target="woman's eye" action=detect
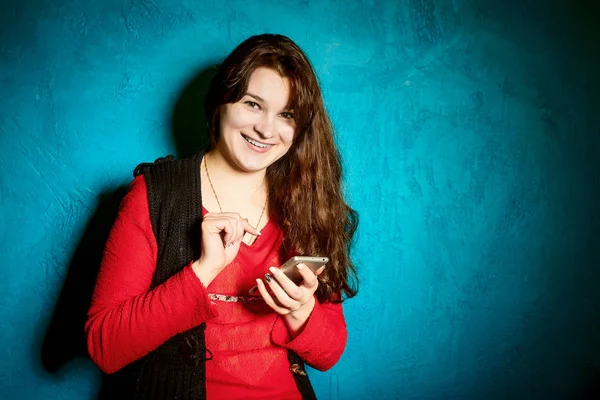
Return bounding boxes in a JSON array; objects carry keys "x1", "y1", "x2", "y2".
[
  {"x1": 280, "y1": 112, "x2": 294, "y2": 120},
  {"x1": 245, "y1": 101, "x2": 260, "y2": 110}
]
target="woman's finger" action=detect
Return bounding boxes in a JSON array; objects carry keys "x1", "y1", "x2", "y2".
[
  {"x1": 255, "y1": 279, "x2": 288, "y2": 314},
  {"x1": 241, "y1": 218, "x2": 261, "y2": 236},
  {"x1": 203, "y1": 215, "x2": 237, "y2": 246},
  {"x1": 295, "y1": 264, "x2": 320, "y2": 290},
  {"x1": 265, "y1": 272, "x2": 299, "y2": 308},
  {"x1": 268, "y1": 266, "x2": 314, "y2": 302},
  {"x1": 227, "y1": 214, "x2": 249, "y2": 244},
  {"x1": 235, "y1": 216, "x2": 246, "y2": 242},
  {"x1": 215, "y1": 212, "x2": 261, "y2": 238}
]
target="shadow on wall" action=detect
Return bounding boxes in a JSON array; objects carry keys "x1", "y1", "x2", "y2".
[
  {"x1": 39, "y1": 65, "x2": 218, "y2": 380},
  {"x1": 578, "y1": 365, "x2": 600, "y2": 399},
  {"x1": 40, "y1": 185, "x2": 129, "y2": 372},
  {"x1": 172, "y1": 65, "x2": 219, "y2": 158}
]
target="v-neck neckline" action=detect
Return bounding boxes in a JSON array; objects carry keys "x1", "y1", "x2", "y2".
[{"x1": 198, "y1": 154, "x2": 272, "y2": 249}]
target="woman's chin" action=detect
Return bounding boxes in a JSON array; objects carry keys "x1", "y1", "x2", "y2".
[
  {"x1": 233, "y1": 156, "x2": 269, "y2": 173},
  {"x1": 231, "y1": 148, "x2": 275, "y2": 172}
]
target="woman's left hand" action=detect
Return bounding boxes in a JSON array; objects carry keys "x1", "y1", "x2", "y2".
[{"x1": 256, "y1": 264, "x2": 325, "y2": 335}]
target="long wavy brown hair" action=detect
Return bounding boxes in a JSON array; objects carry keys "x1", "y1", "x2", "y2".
[{"x1": 205, "y1": 34, "x2": 358, "y2": 302}]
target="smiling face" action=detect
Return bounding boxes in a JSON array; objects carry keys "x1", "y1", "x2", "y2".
[{"x1": 216, "y1": 67, "x2": 297, "y2": 173}]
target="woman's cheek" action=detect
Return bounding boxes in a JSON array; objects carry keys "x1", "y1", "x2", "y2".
[
  {"x1": 277, "y1": 121, "x2": 296, "y2": 143},
  {"x1": 224, "y1": 104, "x2": 257, "y2": 128}
]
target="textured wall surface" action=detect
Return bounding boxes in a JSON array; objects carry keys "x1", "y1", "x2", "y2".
[{"x1": 1, "y1": 0, "x2": 599, "y2": 399}]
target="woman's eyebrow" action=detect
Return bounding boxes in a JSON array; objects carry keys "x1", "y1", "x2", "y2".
[
  {"x1": 244, "y1": 92, "x2": 265, "y2": 103},
  {"x1": 244, "y1": 92, "x2": 292, "y2": 112}
]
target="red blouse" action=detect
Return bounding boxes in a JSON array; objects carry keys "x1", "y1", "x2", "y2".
[{"x1": 85, "y1": 175, "x2": 347, "y2": 400}]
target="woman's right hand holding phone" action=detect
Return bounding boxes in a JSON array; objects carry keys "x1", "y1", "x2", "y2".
[{"x1": 192, "y1": 212, "x2": 261, "y2": 286}]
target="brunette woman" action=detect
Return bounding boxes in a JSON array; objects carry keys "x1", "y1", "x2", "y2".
[{"x1": 86, "y1": 33, "x2": 358, "y2": 400}]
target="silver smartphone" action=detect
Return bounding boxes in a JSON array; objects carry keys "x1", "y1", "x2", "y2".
[
  {"x1": 279, "y1": 256, "x2": 329, "y2": 285},
  {"x1": 249, "y1": 255, "x2": 329, "y2": 295}
]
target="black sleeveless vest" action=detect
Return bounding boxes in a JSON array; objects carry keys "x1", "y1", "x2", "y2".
[{"x1": 98, "y1": 153, "x2": 316, "y2": 400}]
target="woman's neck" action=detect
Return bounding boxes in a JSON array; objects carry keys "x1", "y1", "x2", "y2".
[
  {"x1": 201, "y1": 149, "x2": 269, "y2": 242},
  {"x1": 204, "y1": 149, "x2": 267, "y2": 195}
]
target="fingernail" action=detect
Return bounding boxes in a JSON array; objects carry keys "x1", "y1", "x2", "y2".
[
  {"x1": 296, "y1": 263, "x2": 304, "y2": 270},
  {"x1": 256, "y1": 278, "x2": 262, "y2": 285},
  {"x1": 269, "y1": 266, "x2": 277, "y2": 274},
  {"x1": 264, "y1": 273, "x2": 272, "y2": 283}
]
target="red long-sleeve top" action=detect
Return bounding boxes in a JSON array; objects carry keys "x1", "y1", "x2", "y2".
[{"x1": 85, "y1": 175, "x2": 347, "y2": 400}]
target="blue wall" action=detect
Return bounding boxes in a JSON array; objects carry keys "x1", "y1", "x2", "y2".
[{"x1": 1, "y1": 0, "x2": 599, "y2": 399}]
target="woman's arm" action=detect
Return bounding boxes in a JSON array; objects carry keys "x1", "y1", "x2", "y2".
[
  {"x1": 85, "y1": 176, "x2": 216, "y2": 374},
  {"x1": 271, "y1": 299, "x2": 347, "y2": 371},
  {"x1": 257, "y1": 262, "x2": 348, "y2": 370}
]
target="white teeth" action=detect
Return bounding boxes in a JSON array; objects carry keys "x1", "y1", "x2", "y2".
[{"x1": 243, "y1": 135, "x2": 271, "y2": 148}]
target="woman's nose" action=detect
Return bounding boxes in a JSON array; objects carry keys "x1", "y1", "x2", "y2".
[{"x1": 254, "y1": 115, "x2": 275, "y2": 139}]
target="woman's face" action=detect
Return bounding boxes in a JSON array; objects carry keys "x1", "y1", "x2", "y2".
[{"x1": 217, "y1": 67, "x2": 297, "y2": 173}]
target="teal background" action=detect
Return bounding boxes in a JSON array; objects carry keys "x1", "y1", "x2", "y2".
[{"x1": 1, "y1": 0, "x2": 599, "y2": 399}]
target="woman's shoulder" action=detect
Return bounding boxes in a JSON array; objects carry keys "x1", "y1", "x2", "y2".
[
  {"x1": 131, "y1": 153, "x2": 202, "y2": 205},
  {"x1": 129, "y1": 173, "x2": 148, "y2": 195},
  {"x1": 118, "y1": 174, "x2": 150, "y2": 223},
  {"x1": 133, "y1": 153, "x2": 202, "y2": 179}
]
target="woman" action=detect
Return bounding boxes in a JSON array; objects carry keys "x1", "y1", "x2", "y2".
[{"x1": 86, "y1": 34, "x2": 358, "y2": 400}]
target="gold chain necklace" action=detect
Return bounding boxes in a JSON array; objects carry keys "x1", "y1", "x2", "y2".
[{"x1": 203, "y1": 156, "x2": 267, "y2": 231}]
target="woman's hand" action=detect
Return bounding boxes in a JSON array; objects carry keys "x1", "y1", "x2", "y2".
[
  {"x1": 256, "y1": 264, "x2": 326, "y2": 336},
  {"x1": 192, "y1": 212, "x2": 261, "y2": 286}
]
